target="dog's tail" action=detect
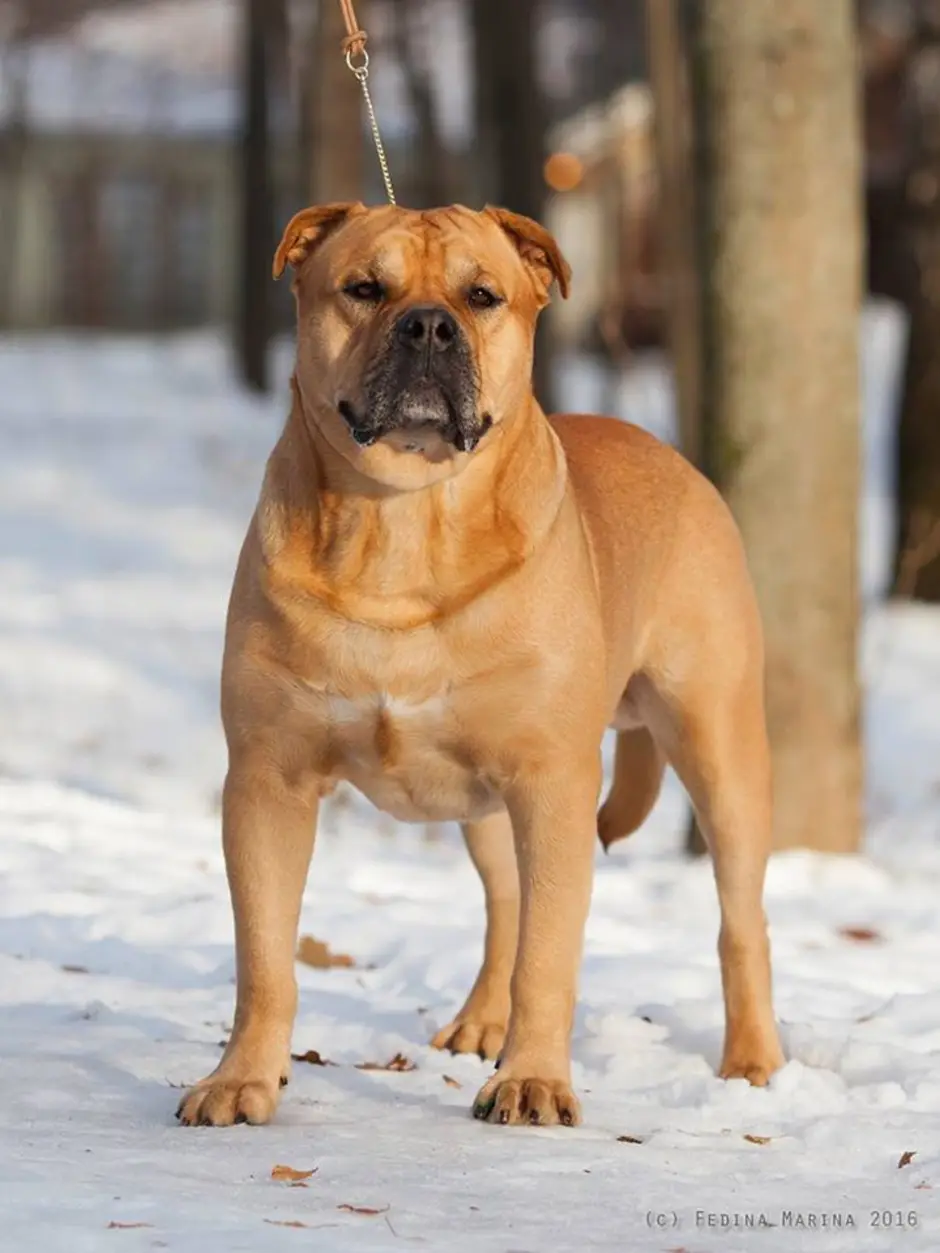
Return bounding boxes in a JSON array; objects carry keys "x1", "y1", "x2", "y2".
[{"x1": 597, "y1": 728, "x2": 665, "y2": 851}]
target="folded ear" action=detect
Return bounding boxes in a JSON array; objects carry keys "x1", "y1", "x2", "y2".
[
  {"x1": 272, "y1": 202, "x2": 364, "y2": 279},
  {"x1": 484, "y1": 205, "x2": 572, "y2": 303}
]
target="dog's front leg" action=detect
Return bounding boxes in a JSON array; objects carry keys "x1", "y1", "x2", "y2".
[
  {"x1": 473, "y1": 757, "x2": 600, "y2": 1127},
  {"x1": 177, "y1": 755, "x2": 318, "y2": 1126}
]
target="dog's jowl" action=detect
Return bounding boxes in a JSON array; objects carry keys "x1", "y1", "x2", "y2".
[{"x1": 176, "y1": 203, "x2": 785, "y2": 1130}]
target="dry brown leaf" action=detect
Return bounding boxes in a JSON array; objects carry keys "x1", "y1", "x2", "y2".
[
  {"x1": 443, "y1": 1074, "x2": 462, "y2": 1089},
  {"x1": 744, "y1": 1134, "x2": 771, "y2": 1145},
  {"x1": 62, "y1": 964, "x2": 89, "y2": 974},
  {"x1": 616, "y1": 1134, "x2": 644, "y2": 1144},
  {"x1": 839, "y1": 926, "x2": 882, "y2": 943},
  {"x1": 914, "y1": 1182, "x2": 932, "y2": 1190},
  {"x1": 271, "y1": 1164, "x2": 318, "y2": 1182},
  {"x1": 106, "y1": 1222, "x2": 153, "y2": 1229},
  {"x1": 898, "y1": 1150, "x2": 917, "y2": 1169},
  {"x1": 296, "y1": 935, "x2": 355, "y2": 969},
  {"x1": 337, "y1": 1204, "x2": 390, "y2": 1216},
  {"x1": 264, "y1": 1219, "x2": 309, "y2": 1228},
  {"x1": 291, "y1": 1049, "x2": 337, "y2": 1067},
  {"x1": 356, "y1": 1052, "x2": 416, "y2": 1072}
]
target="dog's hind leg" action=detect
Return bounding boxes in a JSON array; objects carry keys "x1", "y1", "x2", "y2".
[
  {"x1": 651, "y1": 666, "x2": 785, "y2": 1086},
  {"x1": 431, "y1": 810, "x2": 519, "y2": 1061},
  {"x1": 597, "y1": 727, "x2": 665, "y2": 850}
]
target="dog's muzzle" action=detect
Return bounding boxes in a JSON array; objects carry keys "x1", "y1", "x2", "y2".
[{"x1": 340, "y1": 304, "x2": 490, "y2": 453}]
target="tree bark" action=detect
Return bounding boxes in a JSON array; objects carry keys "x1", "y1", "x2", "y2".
[
  {"x1": 893, "y1": 7, "x2": 940, "y2": 601},
  {"x1": 690, "y1": 0, "x2": 863, "y2": 852},
  {"x1": 471, "y1": 0, "x2": 556, "y2": 411}
]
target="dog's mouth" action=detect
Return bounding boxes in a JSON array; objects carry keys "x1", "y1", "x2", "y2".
[{"x1": 338, "y1": 385, "x2": 492, "y2": 454}]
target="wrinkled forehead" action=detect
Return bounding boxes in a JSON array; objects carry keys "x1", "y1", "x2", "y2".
[{"x1": 324, "y1": 206, "x2": 525, "y2": 293}]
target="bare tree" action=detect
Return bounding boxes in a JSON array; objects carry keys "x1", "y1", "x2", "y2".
[
  {"x1": 389, "y1": 0, "x2": 450, "y2": 206},
  {"x1": 690, "y1": 0, "x2": 863, "y2": 852},
  {"x1": 645, "y1": 0, "x2": 700, "y2": 463},
  {"x1": 304, "y1": 0, "x2": 365, "y2": 202},
  {"x1": 238, "y1": 0, "x2": 274, "y2": 391},
  {"x1": 471, "y1": 0, "x2": 555, "y2": 408},
  {"x1": 0, "y1": 3, "x2": 27, "y2": 330},
  {"x1": 893, "y1": 2, "x2": 940, "y2": 600}
]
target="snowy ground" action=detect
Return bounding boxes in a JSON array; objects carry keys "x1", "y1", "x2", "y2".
[{"x1": 1, "y1": 327, "x2": 939, "y2": 1251}]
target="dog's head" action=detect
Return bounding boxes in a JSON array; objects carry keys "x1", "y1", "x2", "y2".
[{"x1": 274, "y1": 203, "x2": 570, "y2": 486}]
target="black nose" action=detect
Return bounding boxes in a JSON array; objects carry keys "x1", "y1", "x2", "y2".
[{"x1": 395, "y1": 305, "x2": 458, "y2": 353}]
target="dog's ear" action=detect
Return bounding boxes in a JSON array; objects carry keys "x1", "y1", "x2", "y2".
[
  {"x1": 484, "y1": 205, "x2": 571, "y2": 303},
  {"x1": 272, "y1": 203, "x2": 364, "y2": 279}
]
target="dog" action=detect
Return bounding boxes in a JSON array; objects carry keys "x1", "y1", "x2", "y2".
[{"x1": 176, "y1": 202, "x2": 785, "y2": 1129}]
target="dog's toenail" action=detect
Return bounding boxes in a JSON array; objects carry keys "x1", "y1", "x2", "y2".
[
  {"x1": 529, "y1": 1109, "x2": 541, "y2": 1125},
  {"x1": 498, "y1": 1108, "x2": 510, "y2": 1124},
  {"x1": 234, "y1": 1111, "x2": 248, "y2": 1124}
]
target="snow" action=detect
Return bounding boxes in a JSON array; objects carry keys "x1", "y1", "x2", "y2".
[{"x1": 1, "y1": 328, "x2": 939, "y2": 1250}]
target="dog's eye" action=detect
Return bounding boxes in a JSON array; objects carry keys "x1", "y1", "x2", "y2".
[
  {"x1": 467, "y1": 285, "x2": 502, "y2": 311},
  {"x1": 343, "y1": 279, "x2": 384, "y2": 302}
]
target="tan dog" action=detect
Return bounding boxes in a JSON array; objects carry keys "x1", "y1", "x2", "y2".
[{"x1": 177, "y1": 203, "x2": 785, "y2": 1129}]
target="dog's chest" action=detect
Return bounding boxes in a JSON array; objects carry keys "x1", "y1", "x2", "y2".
[{"x1": 300, "y1": 683, "x2": 496, "y2": 823}]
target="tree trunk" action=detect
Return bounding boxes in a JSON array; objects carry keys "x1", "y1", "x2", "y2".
[
  {"x1": 893, "y1": 8, "x2": 940, "y2": 601},
  {"x1": 646, "y1": 0, "x2": 701, "y2": 465},
  {"x1": 237, "y1": 0, "x2": 274, "y2": 393},
  {"x1": 390, "y1": 0, "x2": 451, "y2": 206},
  {"x1": 306, "y1": 0, "x2": 365, "y2": 203},
  {"x1": 690, "y1": 0, "x2": 863, "y2": 853},
  {"x1": 470, "y1": 0, "x2": 556, "y2": 411}
]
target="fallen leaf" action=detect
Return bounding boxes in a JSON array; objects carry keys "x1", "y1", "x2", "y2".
[
  {"x1": 296, "y1": 935, "x2": 355, "y2": 969},
  {"x1": 107, "y1": 1222, "x2": 153, "y2": 1229},
  {"x1": 337, "y1": 1204, "x2": 390, "y2": 1216},
  {"x1": 839, "y1": 926, "x2": 882, "y2": 943},
  {"x1": 898, "y1": 1150, "x2": 917, "y2": 1169},
  {"x1": 264, "y1": 1219, "x2": 309, "y2": 1228},
  {"x1": 356, "y1": 1052, "x2": 416, "y2": 1072},
  {"x1": 290, "y1": 1049, "x2": 337, "y2": 1066},
  {"x1": 617, "y1": 1134, "x2": 644, "y2": 1144},
  {"x1": 271, "y1": 1164, "x2": 318, "y2": 1182},
  {"x1": 914, "y1": 1182, "x2": 932, "y2": 1190},
  {"x1": 744, "y1": 1134, "x2": 771, "y2": 1145},
  {"x1": 443, "y1": 1074, "x2": 462, "y2": 1089},
  {"x1": 62, "y1": 964, "x2": 89, "y2": 974}
]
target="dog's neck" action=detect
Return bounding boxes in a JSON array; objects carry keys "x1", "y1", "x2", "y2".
[{"x1": 257, "y1": 380, "x2": 566, "y2": 629}]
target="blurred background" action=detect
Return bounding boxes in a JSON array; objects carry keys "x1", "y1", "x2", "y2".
[{"x1": 0, "y1": 0, "x2": 938, "y2": 856}]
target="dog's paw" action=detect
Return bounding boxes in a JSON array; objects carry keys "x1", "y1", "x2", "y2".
[
  {"x1": 471, "y1": 1074, "x2": 581, "y2": 1127},
  {"x1": 719, "y1": 1041, "x2": 785, "y2": 1087},
  {"x1": 176, "y1": 1076, "x2": 280, "y2": 1127},
  {"x1": 431, "y1": 1014, "x2": 506, "y2": 1061}
]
